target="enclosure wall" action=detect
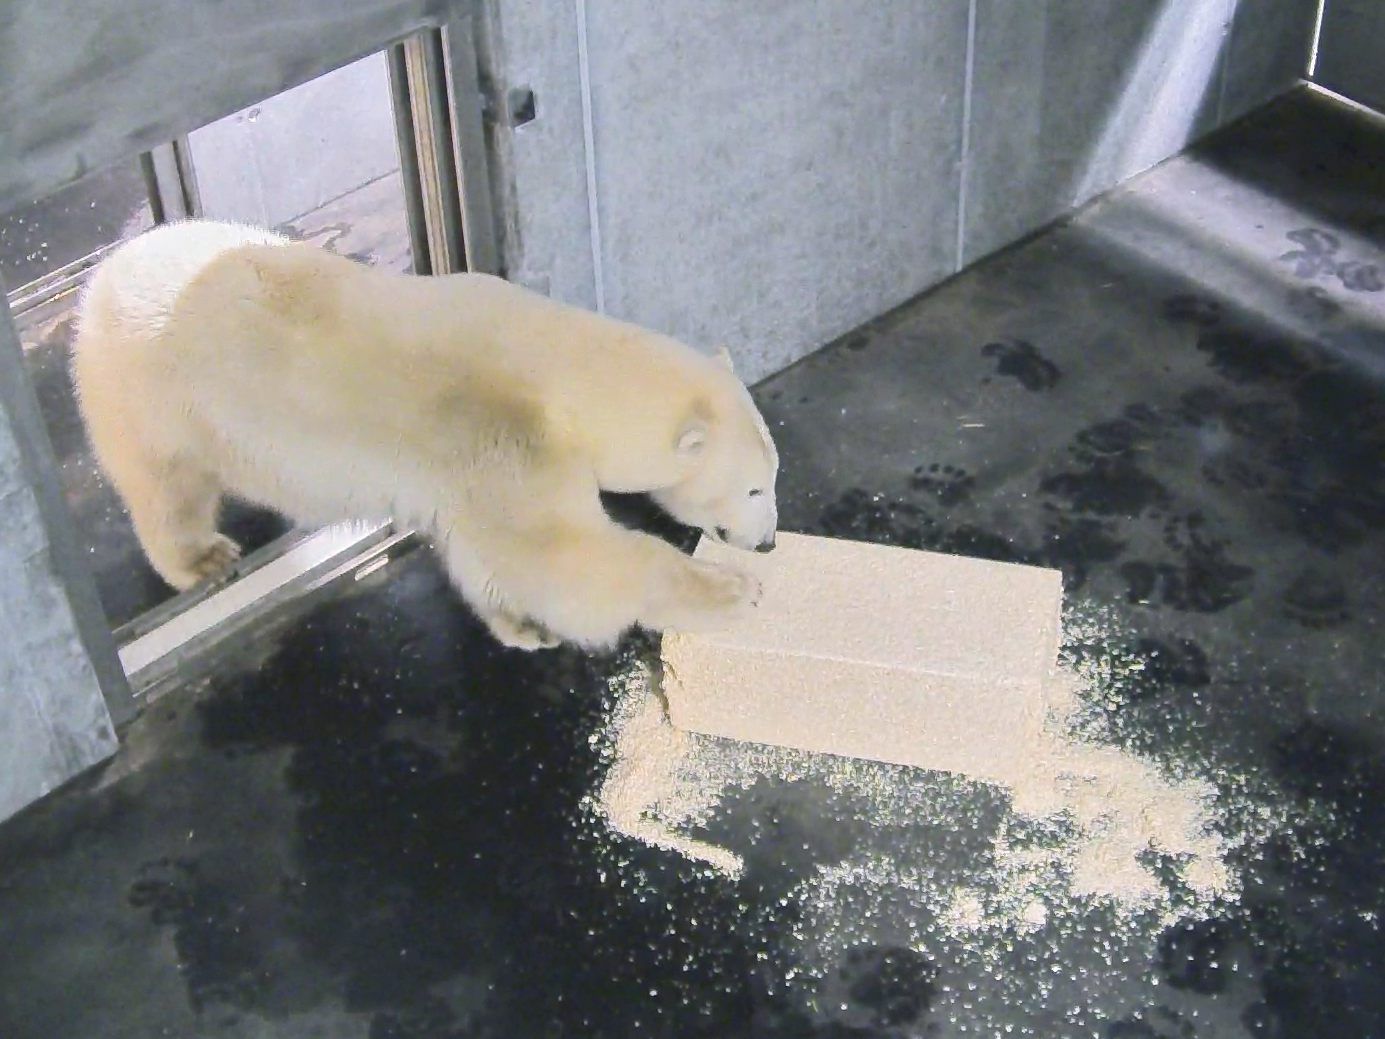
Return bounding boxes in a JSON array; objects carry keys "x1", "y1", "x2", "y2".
[
  {"x1": 1314, "y1": 0, "x2": 1385, "y2": 112},
  {"x1": 482, "y1": 0, "x2": 1319, "y2": 382}
]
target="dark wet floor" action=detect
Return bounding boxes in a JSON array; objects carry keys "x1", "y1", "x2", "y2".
[{"x1": 1, "y1": 87, "x2": 1382, "y2": 1037}]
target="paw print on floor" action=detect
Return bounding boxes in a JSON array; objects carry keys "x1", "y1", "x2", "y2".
[
  {"x1": 1162, "y1": 294, "x2": 1223, "y2": 327},
  {"x1": 1120, "y1": 512, "x2": 1254, "y2": 613},
  {"x1": 823, "y1": 945, "x2": 938, "y2": 1032},
  {"x1": 981, "y1": 338, "x2": 1061, "y2": 391},
  {"x1": 127, "y1": 857, "x2": 198, "y2": 926},
  {"x1": 1281, "y1": 567, "x2": 1351, "y2": 629},
  {"x1": 1072, "y1": 403, "x2": 1166, "y2": 460},
  {"x1": 127, "y1": 857, "x2": 263, "y2": 1010},
  {"x1": 1105, "y1": 1006, "x2": 1196, "y2": 1039},
  {"x1": 1286, "y1": 284, "x2": 1342, "y2": 323},
  {"x1": 1281, "y1": 227, "x2": 1384, "y2": 293},
  {"x1": 1127, "y1": 636, "x2": 1211, "y2": 701},
  {"x1": 909, "y1": 463, "x2": 975, "y2": 505}
]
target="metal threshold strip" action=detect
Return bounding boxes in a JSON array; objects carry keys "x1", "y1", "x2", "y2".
[
  {"x1": 1304, "y1": 81, "x2": 1385, "y2": 125},
  {"x1": 119, "y1": 523, "x2": 422, "y2": 702},
  {"x1": 5, "y1": 243, "x2": 115, "y2": 317}
]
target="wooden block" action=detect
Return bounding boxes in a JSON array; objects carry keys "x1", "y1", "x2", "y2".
[{"x1": 661, "y1": 532, "x2": 1064, "y2": 775}]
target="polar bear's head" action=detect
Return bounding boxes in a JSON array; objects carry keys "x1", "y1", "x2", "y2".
[{"x1": 652, "y1": 350, "x2": 779, "y2": 553}]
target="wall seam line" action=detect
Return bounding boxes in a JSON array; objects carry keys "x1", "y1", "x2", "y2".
[
  {"x1": 955, "y1": 0, "x2": 978, "y2": 272},
  {"x1": 1306, "y1": 0, "x2": 1327, "y2": 78},
  {"x1": 574, "y1": 0, "x2": 605, "y2": 312},
  {"x1": 1215, "y1": 0, "x2": 1236, "y2": 124}
]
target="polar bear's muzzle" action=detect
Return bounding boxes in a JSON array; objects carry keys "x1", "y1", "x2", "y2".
[{"x1": 711, "y1": 525, "x2": 776, "y2": 553}]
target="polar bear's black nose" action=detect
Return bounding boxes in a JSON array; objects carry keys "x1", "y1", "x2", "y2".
[{"x1": 755, "y1": 535, "x2": 776, "y2": 553}]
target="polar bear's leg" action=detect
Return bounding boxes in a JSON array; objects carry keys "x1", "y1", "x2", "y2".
[
  {"x1": 482, "y1": 611, "x2": 562, "y2": 651},
  {"x1": 110, "y1": 451, "x2": 240, "y2": 591},
  {"x1": 435, "y1": 533, "x2": 561, "y2": 649},
  {"x1": 462, "y1": 519, "x2": 760, "y2": 649},
  {"x1": 640, "y1": 548, "x2": 763, "y2": 631}
]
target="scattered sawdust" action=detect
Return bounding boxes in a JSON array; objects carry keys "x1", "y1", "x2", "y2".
[
  {"x1": 589, "y1": 603, "x2": 1230, "y2": 918},
  {"x1": 576, "y1": 598, "x2": 1326, "y2": 1034},
  {"x1": 581, "y1": 599, "x2": 1330, "y2": 984},
  {"x1": 592, "y1": 678, "x2": 741, "y2": 875}
]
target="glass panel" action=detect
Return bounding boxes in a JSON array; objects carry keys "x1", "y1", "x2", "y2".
[
  {"x1": 188, "y1": 50, "x2": 412, "y2": 271},
  {"x1": 0, "y1": 163, "x2": 151, "y2": 293}
]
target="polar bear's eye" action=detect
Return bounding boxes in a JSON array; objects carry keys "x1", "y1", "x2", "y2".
[{"x1": 748, "y1": 489, "x2": 764, "y2": 498}]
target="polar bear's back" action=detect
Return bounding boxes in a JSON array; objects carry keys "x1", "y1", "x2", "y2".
[
  {"x1": 433, "y1": 272, "x2": 730, "y2": 429},
  {"x1": 74, "y1": 219, "x2": 717, "y2": 418},
  {"x1": 71, "y1": 219, "x2": 743, "y2": 508},
  {"x1": 73, "y1": 220, "x2": 386, "y2": 415},
  {"x1": 77, "y1": 220, "x2": 291, "y2": 344}
]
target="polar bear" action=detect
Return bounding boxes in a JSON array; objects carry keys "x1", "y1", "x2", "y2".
[{"x1": 71, "y1": 220, "x2": 778, "y2": 650}]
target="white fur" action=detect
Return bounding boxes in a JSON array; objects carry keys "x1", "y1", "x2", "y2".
[{"x1": 71, "y1": 220, "x2": 779, "y2": 650}]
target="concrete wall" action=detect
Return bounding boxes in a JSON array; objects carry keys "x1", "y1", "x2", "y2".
[
  {"x1": 189, "y1": 51, "x2": 402, "y2": 228},
  {"x1": 584, "y1": 1, "x2": 967, "y2": 380},
  {"x1": 964, "y1": 0, "x2": 1319, "y2": 265},
  {"x1": 1315, "y1": 0, "x2": 1385, "y2": 112},
  {"x1": 0, "y1": 297, "x2": 124, "y2": 823},
  {"x1": 481, "y1": 0, "x2": 1319, "y2": 383}
]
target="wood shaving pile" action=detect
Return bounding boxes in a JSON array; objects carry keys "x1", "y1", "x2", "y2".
[{"x1": 587, "y1": 606, "x2": 1232, "y2": 920}]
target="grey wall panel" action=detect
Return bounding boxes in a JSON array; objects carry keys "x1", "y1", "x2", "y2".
[
  {"x1": 0, "y1": 0, "x2": 445, "y2": 213},
  {"x1": 963, "y1": 0, "x2": 1236, "y2": 267},
  {"x1": 189, "y1": 51, "x2": 401, "y2": 228},
  {"x1": 1220, "y1": 0, "x2": 1318, "y2": 124},
  {"x1": 0, "y1": 301, "x2": 121, "y2": 824},
  {"x1": 1315, "y1": 0, "x2": 1385, "y2": 112},
  {"x1": 478, "y1": 0, "x2": 598, "y2": 308},
  {"x1": 484, "y1": 0, "x2": 969, "y2": 384},
  {"x1": 581, "y1": 0, "x2": 968, "y2": 383}
]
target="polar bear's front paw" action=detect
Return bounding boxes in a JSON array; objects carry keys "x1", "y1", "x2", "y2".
[
  {"x1": 657, "y1": 559, "x2": 761, "y2": 632},
  {"x1": 693, "y1": 559, "x2": 762, "y2": 610},
  {"x1": 484, "y1": 611, "x2": 563, "y2": 651},
  {"x1": 164, "y1": 534, "x2": 242, "y2": 590}
]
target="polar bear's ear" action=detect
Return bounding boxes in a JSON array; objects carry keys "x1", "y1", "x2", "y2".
[
  {"x1": 714, "y1": 346, "x2": 736, "y2": 373},
  {"x1": 675, "y1": 421, "x2": 708, "y2": 457}
]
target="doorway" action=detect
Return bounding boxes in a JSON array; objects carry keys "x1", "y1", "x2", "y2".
[{"x1": 1, "y1": 28, "x2": 486, "y2": 710}]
